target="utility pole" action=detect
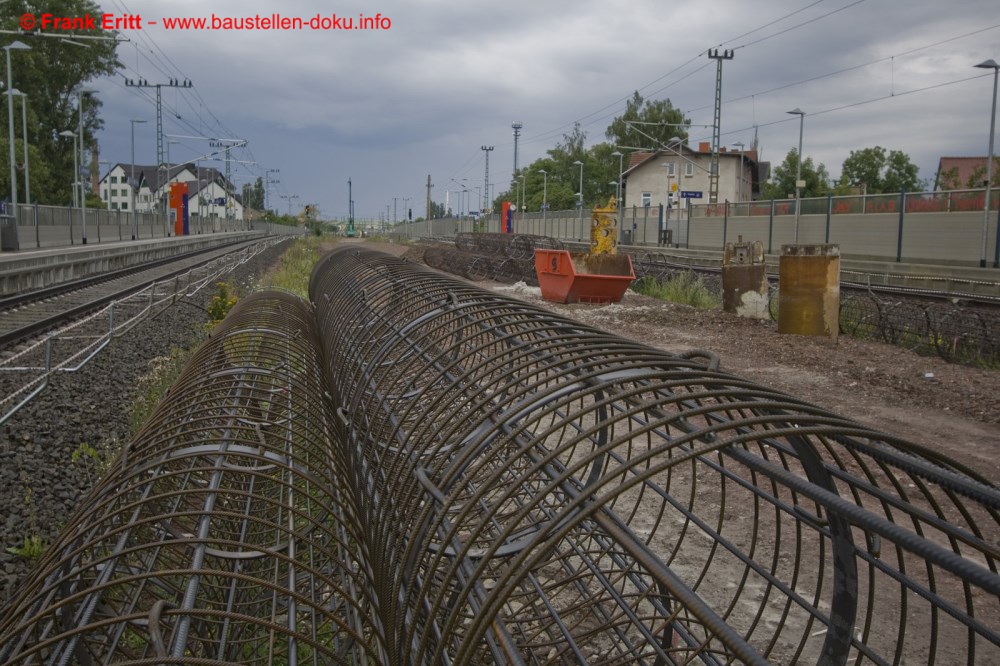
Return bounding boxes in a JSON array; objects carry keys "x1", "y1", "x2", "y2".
[
  {"x1": 426, "y1": 174, "x2": 433, "y2": 221},
  {"x1": 265, "y1": 168, "x2": 279, "y2": 213},
  {"x1": 347, "y1": 178, "x2": 355, "y2": 237},
  {"x1": 511, "y1": 122, "x2": 522, "y2": 183},
  {"x1": 207, "y1": 138, "x2": 248, "y2": 224},
  {"x1": 125, "y1": 78, "x2": 193, "y2": 190},
  {"x1": 707, "y1": 49, "x2": 734, "y2": 205},
  {"x1": 481, "y1": 145, "x2": 494, "y2": 221}
]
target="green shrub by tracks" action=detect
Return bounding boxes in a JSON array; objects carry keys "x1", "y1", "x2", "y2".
[
  {"x1": 260, "y1": 236, "x2": 327, "y2": 297},
  {"x1": 631, "y1": 272, "x2": 720, "y2": 309}
]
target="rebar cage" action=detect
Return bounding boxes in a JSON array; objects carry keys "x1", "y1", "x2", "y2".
[
  {"x1": 2, "y1": 246, "x2": 999, "y2": 665},
  {"x1": 0, "y1": 291, "x2": 387, "y2": 665},
  {"x1": 311, "y1": 247, "x2": 999, "y2": 665}
]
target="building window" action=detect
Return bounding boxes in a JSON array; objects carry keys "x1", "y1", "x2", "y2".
[
  {"x1": 121, "y1": 202, "x2": 128, "y2": 210},
  {"x1": 642, "y1": 192, "x2": 652, "y2": 207},
  {"x1": 101, "y1": 188, "x2": 108, "y2": 200},
  {"x1": 665, "y1": 162, "x2": 675, "y2": 176},
  {"x1": 111, "y1": 202, "x2": 118, "y2": 210},
  {"x1": 111, "y1": 176, "x2": 118, "y2": 184},
  {"x1": 685, "y1": 162, "x2": 694, "y2": 177}
]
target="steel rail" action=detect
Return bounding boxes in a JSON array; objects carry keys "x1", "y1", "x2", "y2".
[
  {"x1": 0, "y1": 238, "x2": 258, "y2": 311},
  {"x1": 0, "y1": 240, "x2": 267, "y2": 350}
]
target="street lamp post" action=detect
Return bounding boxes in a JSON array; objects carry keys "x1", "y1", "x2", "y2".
[
  {"x1": 4, "y1": 40, "x2": 30, "y2": 226},
  {"x1": 733, "y1": 141, "x2": 745, "y2": 203},
  {"x1": 538, "y1": 169, "x2": 548, "y2": 229},
  {"x1": 975, "y1": 59, "x2": 999, "y2": 267},
  {"x1": 574, "y1": 160, "x2": 584, "y2": 234},
  {"x1": 611, "y1": 151, "x2": 624, "y2": 205},
  {"x1": 130, "y1": 119, "x2": 147, "y2": 240},
  {"x1": 518, "y1": 174, "x2": 525, "y2": 227},
  {"x1": 787, "y1": 108, "x2": 806, "y2": 244},
  {"x1": 10, "y1": 90, "x2": 29, "y2": 209},
  {"x1": 77, "y1": 88, "x2": 97, "y2": 243},
  {"x1": 59, "y1": 130, "x2": 78, "y2": 242}
]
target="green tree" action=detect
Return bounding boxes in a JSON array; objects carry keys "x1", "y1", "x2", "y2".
[
  {"x1": 494, "y1": 124, "x2": 637, "y2": 213},
  {"x1": 241, "y1": 177, "x2": 265, "y2": 211},
  {"x1": 759, "y1": 148, "x2": 831, "y2": 200},
  {"x1": 605, "y1": 91, "x2": 689, "y2": 152},
  {"x1": 839, "y1": 146, "x2": 923, "y2": 193},
  {"x1": 1, "y1": 0, "x2": 121, "y2": 205}
]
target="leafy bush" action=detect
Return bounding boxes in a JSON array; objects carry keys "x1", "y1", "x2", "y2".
[{"x1": 631, "y1": 272, "x2": 720, "y2": 309}]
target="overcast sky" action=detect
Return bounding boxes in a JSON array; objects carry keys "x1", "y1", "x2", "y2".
[{"x1": 84, "y1": 0, "x2": 1000, "y2": 220}]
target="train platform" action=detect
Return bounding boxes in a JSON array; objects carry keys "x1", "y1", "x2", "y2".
[{"x1": 0, "y1": 229, "x2": 267, "y2": 296}]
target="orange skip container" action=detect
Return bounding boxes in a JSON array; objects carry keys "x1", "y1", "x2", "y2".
[{"x1": 534, "y1": 250, "x2": 635, "y2": 304}]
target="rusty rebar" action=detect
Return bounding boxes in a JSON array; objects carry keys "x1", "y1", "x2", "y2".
[
  {"x1": 0, "y1": 291, "x2": 386, "y2": 665},
  {"x1": 310, "y1": 246, "x2": 1000, "y2": 665},
  {"x1": 4, "y1": 247, "x2": 999, "y2": 665}
]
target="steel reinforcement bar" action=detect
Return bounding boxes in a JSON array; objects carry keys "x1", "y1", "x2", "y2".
[
  {"x1": 3, "y1": 247, "x2": 999, "y2": 665},
  {"x1": 310, "y1": 246, "x2": 1000, "y2": 665},
  {"x1": 0, "y1": 291, "x2": 387, "y2": 665}
]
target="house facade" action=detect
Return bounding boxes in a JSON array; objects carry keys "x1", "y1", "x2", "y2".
[
  {"x1": 98, "y1": 163, "x2": 244, "y2": 221},
  {"x1": 623, "y1": 142, "x2": 758, "y2": 215}
]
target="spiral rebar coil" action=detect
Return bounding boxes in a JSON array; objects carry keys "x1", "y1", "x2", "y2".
[
  {"x1": 311, "y1": 246, "x2": 1000, "y2": 665},
  {"x1": 0, "y1": 291, "x2": 386, "y2": 665}
]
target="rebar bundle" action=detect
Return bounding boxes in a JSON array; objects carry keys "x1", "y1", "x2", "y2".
[
  {"x1": 311, "y1": 246, "x2": 1000, "y2": 664},
  {"x1": 0, "y1": 291, "x2": 386, "y2": 665}
]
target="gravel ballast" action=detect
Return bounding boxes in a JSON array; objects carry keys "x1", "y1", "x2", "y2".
[{"x1": 0, "y1": 240, "x2": 290, "y2": 604}]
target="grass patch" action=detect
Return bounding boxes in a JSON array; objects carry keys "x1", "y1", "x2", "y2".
[
  {"x1": 631, "y1": 272, "x2": 720, "y2": 309},
  {"x1": 259, "y1": 236, "x2": 328, "y2": 297},
  {"x1": 129, "y1": 343, "x2": 199, "y2": 436},
  {"x1": 6, "y1": 488, "x2": 45, "y2": 559}
]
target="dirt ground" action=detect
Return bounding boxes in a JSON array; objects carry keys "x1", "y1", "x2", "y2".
[{"x1": 354, "y1": 239, "x2": 1000, "y2": 479}]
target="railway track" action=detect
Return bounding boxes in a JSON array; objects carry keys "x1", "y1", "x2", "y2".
[
  {"x1": 0, "y1": 240, "x2": 265, "y2": 351},
  {"x1": 0, "y1": 237, "x2": 286, "y2": 425}
]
